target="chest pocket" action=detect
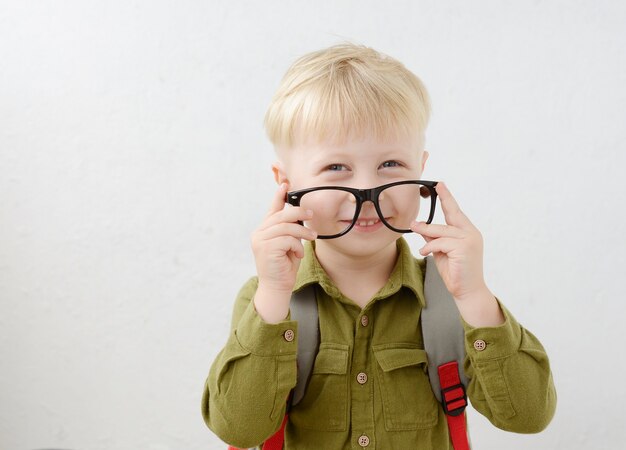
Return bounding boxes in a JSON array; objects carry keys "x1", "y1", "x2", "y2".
[
  {"x1": 289, "y1": 342, "x2": 349, "y2": 432},
  {"x1": 373, "y1": 344, "x2": 439, "y2": 431}
]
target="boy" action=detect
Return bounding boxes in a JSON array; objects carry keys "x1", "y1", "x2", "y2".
[{"x1": 202, "y1": 43, "x2": 556, "y2": 449}]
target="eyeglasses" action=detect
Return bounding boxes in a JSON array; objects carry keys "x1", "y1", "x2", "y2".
[{"x1": 285, "y1": 180, "x2": 438, "y2": 239}]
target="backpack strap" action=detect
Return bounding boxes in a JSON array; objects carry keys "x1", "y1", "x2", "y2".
[
  {"x1": 422, "y1": 255, "x2": 471, "y2": 450},
  {"x1": 290, "y1": 284, "x2": 320, "y2": 407},
  {"x1": 422, "y1": 255, "x2": 469, "y2": 399}
]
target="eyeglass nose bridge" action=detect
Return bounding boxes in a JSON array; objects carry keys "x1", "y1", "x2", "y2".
[
  {"x1": 354, "y1": 186, "x2": 379, "y2": 203},
  {"x1": 352, "y1": 187, "x2": 387, "y2": 222}
]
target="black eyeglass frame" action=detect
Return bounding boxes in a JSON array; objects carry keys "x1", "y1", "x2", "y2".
[{"x1": 285, "y1": 180, "x2": 439, "y2": 239}]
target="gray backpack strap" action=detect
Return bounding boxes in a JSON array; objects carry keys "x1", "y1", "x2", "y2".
[
  {"x1": 289, "y1": 284, "x2": 319, "y2": 407},
  {"x1": 421, "y1": 255, "x2": 469, "y2": 402}
]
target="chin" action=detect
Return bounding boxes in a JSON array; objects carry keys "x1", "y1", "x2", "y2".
[{"x1": 321, "y1": 230, "x2": 400, "y2": 258}]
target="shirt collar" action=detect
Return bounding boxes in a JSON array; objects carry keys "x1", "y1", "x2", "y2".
[{"x1": 293, "y1": 236, "x2": 426, "y2": 307}]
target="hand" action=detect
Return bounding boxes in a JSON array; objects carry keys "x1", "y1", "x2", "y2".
[
  {"x1": 251, "y1": 183, "x2": 317, "y2": 295},
  {"x1": 410, "y1": 182, "x2": 487, "y2": 301}
]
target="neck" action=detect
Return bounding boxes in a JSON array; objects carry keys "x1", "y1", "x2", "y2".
[{"x1": 314, "y1": 239, "x2": 400, "y2": 301}]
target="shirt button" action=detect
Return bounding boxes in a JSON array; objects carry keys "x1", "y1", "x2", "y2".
[
  {"x1": 356, "y1": 372, "x2": 368, "y2": 384},
  {"x1": 358, "y1": 435, "x2": 370, "y2": 447},
  {"x1": 473, "y1": 339, "x2": 486, "y2": 351},
  {"x1": 283, "y1": 329, "x2": 295, "y2": 342},
  {"x1": 360, "y1": 315, "x2": 369, "y2": 327}
]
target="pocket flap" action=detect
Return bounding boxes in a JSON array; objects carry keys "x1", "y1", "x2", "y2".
[
  {"x1": 373, "y1": 345, "x2": 428, "y2": 372},
  {"x1": 312, "y1": 343, "x2": 349, "y2": 374}
]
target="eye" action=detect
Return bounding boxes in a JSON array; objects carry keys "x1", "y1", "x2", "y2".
[
  {"x1": 325, "y1": 163, "x2": 348, "y2": 171},
  {"x1": 380, "y1": 160, "x2": 402, "y2": 168}
]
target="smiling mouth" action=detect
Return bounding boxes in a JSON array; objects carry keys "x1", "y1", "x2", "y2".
[
  {"x1": 341, "y1": 217, "x2": 388, "y2": 227},
  {"x1": 356, "y1": 218, "x2": 380, "y2": 227}
]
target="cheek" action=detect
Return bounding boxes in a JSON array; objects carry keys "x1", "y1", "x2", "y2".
[
  {"x1": 380, "y1": 186, "x2": 420, "y2": 212},
  {"x1": 301, "y1": 192, "x2": 356, "y2": 220},
  {"x1": 388, "y1": 198, "x2": 421, "y2": 218}
]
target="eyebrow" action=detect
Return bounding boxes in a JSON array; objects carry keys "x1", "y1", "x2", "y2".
[
  {"x1": 312, "y1": 147, "x2": 410, "y2": 161},
  {"x1": 310, "y1": 151, "x2": 353, "y2": 162}
]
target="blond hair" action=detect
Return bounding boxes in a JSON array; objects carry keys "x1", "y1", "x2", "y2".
[{"x1": 264, "y1": 43, "x2": 431, "y2": 149}]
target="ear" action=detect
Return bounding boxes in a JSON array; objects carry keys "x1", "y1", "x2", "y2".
[
  {"x1": 271, "y1": 161, "x2": 289, "y2": 187},
  {"x1": 421, "y1": 150, "x2": 429, "y2": 173}
]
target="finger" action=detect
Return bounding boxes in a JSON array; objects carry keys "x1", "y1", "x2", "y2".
[
  {"x1": 261, "y1": 206, "x2": 314, "y2": 231},
  {"x1": 419, "y1": 237, "x2": 457, "y2": 256},
  {"x1": 410, "y1": 221, "x2": 465, "y2": 239},
  {"x1": 436, "y1": 182, "x2": 471, "y2": 228},
  {"x1": 266, "y1": 183, "x2": 289, "y2": 217},
  {"x1": 257, "y1": 222, "x2": 317, "y2": 241},
  {"x1": 273, "y1": 235, "x2": 306, "y2": 259},
  {"x1": 288, "y1": 245, "x2": 305, "y2": 261},
  {"x1": 289, "y1": 238, "x2": 306, "y2": 259}
]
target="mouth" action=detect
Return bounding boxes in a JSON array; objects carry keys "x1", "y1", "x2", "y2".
[
  {"x1": 355, "y1": 218, "x2": 381, "y2": 227},
  {"x1": 340, "y1": 217, "x2": 389, "y2": 230}
]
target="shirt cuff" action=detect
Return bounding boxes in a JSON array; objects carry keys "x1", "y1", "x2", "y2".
[
  {"x1": 461, "y1": 298, "x2": 522, "y2": 360},
  {"x1": 235, "y1": 297, "x2": 299, "y2": 357}
]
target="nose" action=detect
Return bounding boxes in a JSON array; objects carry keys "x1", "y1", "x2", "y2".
[{"x1": 359, "y1": 198, "x2": 378, "y2": 216}]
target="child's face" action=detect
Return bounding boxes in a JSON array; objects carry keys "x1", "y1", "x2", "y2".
[{"x1": 274, "y1": 130, "x2": 429, "y2": 257}]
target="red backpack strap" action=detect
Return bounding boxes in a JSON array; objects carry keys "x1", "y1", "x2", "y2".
[{"x1": 438, "y1": 361, "x2": 470, "y2": 450}]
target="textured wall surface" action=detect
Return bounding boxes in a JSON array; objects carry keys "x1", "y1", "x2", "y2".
[{"x1": 1, "y1": 1, "x2": 625, "y2": 449}]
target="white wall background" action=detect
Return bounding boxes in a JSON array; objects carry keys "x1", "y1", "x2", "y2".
[{"x1": 1, "y1": 1, "x2": 625, "y2": 449}]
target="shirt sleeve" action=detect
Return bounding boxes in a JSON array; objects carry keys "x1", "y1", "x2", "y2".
[
  {"x1": 201, "y1": 277, "x2": 299, "y2": 448},
  {"x1": 462, "y1": 298, "x2": 557, "y2": 433}
]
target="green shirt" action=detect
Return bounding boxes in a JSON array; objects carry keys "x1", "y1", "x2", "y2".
[{"x1": 202, "y1": 237, "x2": 556, "y2": 449}]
